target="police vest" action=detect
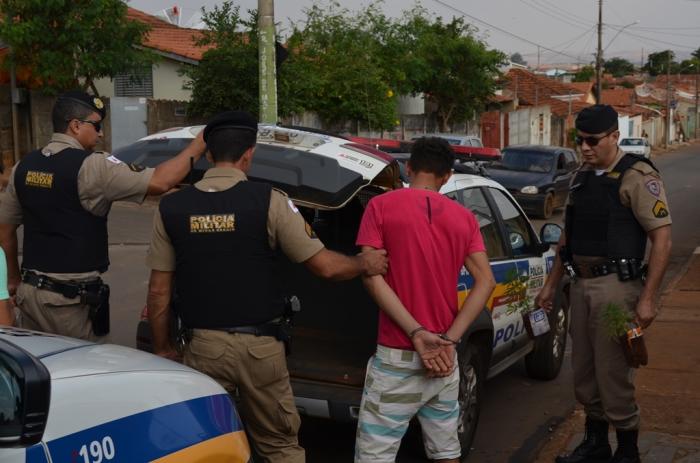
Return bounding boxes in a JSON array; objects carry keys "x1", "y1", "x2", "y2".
[
  {"x1": 565, "y1": 154, "x2": 655, "y2": 259},
  {"x1": 14, "y1": 148, "x2": 109, "y2": 273},
  {"x1": 159, "y1": 180, "x2": 284, "y2": 329}
]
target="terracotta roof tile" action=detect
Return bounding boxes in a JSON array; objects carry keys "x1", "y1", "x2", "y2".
[
  {"x1": 503, "y1": 68, "x2": 588, "y2": 116},
  {"x1": 127, "y1": 7, "x2": 211, "y2": 62},
  {"x1": 600, "y1": 88, "x2": 634, "y2": 106}
]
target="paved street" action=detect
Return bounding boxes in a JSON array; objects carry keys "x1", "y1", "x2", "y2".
[{"x1": 98, "y1": 144, "x2": 697, "y2": 462}]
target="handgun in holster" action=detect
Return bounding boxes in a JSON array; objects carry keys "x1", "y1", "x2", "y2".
[
  {"x1": 559, "y1": 246, "x2": 577, "y2": 280},
  {"x1": 84, "y1": 284, "x2": 110, "y2": 337},
  {"x1": 279, "y1": 295, "x2": 301, "y2": 356}
]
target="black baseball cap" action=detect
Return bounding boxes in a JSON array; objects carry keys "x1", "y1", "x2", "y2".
[{"x1": 576, "y1": 104, "x2": 619, "y2": 134}]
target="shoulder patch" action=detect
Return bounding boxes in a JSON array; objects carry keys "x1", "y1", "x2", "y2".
[
  {"x1": 128, "y1": 163, "x2": 146, "y2": 172},
  {"x1": 645, "y1": 179, "x2": 661, "y2": 197},
  {"x1": 305, "y1": 222, "x2": 318, "y2": 239},
  {"x1": 652, "y1": 200, "x2": 669, "y2": 218},
  {"x1": 106, "y1": 155, "x2": 122, "y2": 164}
]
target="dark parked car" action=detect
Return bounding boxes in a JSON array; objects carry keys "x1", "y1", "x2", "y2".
[{"x1": 484, "y1": 145, "x2": 579, "y2": 219}]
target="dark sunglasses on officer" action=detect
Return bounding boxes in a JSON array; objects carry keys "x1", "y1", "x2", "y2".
[
  {"x1": 78, "y1": 119, "x2": 103, "y2": 133},
  {"x1": 575, "y1": 128, "x2": 618, "y2": 147}
]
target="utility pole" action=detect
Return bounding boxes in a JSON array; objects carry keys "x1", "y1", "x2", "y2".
[
  {"x1": 595, "y1": 0, "x2": 603, "y2": 104},
  {"x1": 258, "y1": 0, "x2": 277, "y2": 124},
  {"x1": 694, "y1": 71, "x2": 699, "y2": 139},
  {"x1": 537, "y1": 46, "x2": 540, "y2": 71},
  {"x1": 665, "y1": 53, "x2": 672, "y2": 148}
]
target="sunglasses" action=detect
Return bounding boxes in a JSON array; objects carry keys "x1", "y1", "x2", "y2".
[
  {"x1": 575, "y1": 129, "x2": 617, "y2": 147},
  {"x1": 78, "y1": 119, "x2": 103, "y2": 132}
]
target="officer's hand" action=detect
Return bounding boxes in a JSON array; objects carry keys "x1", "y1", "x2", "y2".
[
  {"x1": 635, "y1": 298, "x2": 657, "y2": 329},
  {"x1": 359, "y1": 248, "x2": 388, "y2": 276},
  {"x1": 190, "y1": 130, "x2": 207, "y2": 157},
  {"x1": 535, "y1": 284, "x2": 555, "y2": 312}
]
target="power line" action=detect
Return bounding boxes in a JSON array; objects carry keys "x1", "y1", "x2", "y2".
[
  {"x1": 531, "y1": 0, "x2": 596, "y2": 26},
  {"x1": 429, "y1": 0, "x2": 583, "y2": 61},
  {"x1": 518, "y1": 0, "x2": 590, "y2": 31}
]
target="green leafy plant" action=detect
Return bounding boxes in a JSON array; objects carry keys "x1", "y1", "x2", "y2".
[
  {"x1": 504, "y1": 268, "x2": 532, "y2": 316},
  {"x1": 602, "y1": 303, "x2": 633, "y2": 339}
]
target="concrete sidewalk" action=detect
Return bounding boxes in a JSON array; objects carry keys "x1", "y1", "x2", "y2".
[{"x1": 533, "y1": 248, "x2": 700, "y2": 462}]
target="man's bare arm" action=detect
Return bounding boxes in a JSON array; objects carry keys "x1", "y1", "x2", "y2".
[
  {"x1": 147, "y1": 270, "x2": 178, "y2": 359},
  {"x1": 303, "y1": 248, "x2": 387, "y2": 281},
  {"x1": 444, "y1": 252, "x2": 496, "y2": 343},
  {"x1": 0, "y1": 300, "x2": 12, "y2": 326},
  {"x1": 636, "y1": 225, "x2": 672, "y2": 328},
  {"x1": 147, "y1": 131, "x2": 207, "y2": 195},
  {"x1": 0, "y1": 223, "x2": 20, "y2": 297}
]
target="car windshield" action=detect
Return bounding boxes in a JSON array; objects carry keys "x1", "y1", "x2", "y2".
[
  {"x1": 620, "y1": 138, "x2": 643, "y2": 146},
  {"x1": 491, "y1": 150, "x2": 553, "y2": 173}
]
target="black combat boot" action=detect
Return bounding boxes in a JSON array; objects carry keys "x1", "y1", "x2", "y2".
[
  {"x1": 555, "y1": 418, "x2": 612, "y2": 463},
  {"x1": 609, "y1": 429, "x2": 641, "y2": 463}
]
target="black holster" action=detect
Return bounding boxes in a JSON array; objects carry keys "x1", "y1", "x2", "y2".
[{"x1": 84, "y1": 284, "x2": 110, "y2": 336}]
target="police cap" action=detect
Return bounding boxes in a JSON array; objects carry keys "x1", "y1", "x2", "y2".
[
  {"x1": 203, "y1": 110, "x2": 258, "y2": 143},
  {"x1": 576, "y1": 104, "x2": 618, "y2": 134},
  {"x1": 57, "y1": 90, "x2": 106, "y2": 120}
]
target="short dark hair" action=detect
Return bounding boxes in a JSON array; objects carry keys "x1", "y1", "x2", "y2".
[
  {"x1": 409, "y1": 137, "x2": 455, "y2": 177},
  {"x1": 52, "y1": 98, "x2": 95, "y2": 133},
  {"x1": 206, "y1": 128, "x2": 257, "y2": 163}
]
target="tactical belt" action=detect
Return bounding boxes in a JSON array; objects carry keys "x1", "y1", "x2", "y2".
[
  {"x1": 573, "y1": 258, "x2": 642, "y2": 279},
  {"x1": 21, "y1": 270, "x2": 102, "y2": 299},
  {"x1": 210, "y1": 318, "x2": 284, "y2": 338}
]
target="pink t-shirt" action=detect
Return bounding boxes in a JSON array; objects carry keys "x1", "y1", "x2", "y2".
[{"x1": 356, "y1": 188, "x2": 486, "y2": 350}]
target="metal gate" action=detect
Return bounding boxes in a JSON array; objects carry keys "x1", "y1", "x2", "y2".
[{"x1": 109, "y1": 97, "x2": 147, "y2": 151}]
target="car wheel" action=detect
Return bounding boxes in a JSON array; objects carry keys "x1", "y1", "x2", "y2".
[
  {"x1": 525, "y1": 285, "x2": 569, "y2": 380},
  {"x1": 457, "y1": 343, "x2": 485, "y2": 460},
  {"x1": 540, "y1": 193, "x2": 554, "y2": 219}
]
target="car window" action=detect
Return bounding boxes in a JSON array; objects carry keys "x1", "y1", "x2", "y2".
[
  {"x1": 455, "y1": 187, "x2": 506, "y2": 259},
  {"x1": 564, "y1": 151, "x2": 578, "y2": 169},
  {"x1": 495, "y1": 150, "x2": 553, "y2": 173},
  {"x1": 620, "y1": 138, "x2": 643, "y2": 146},
  {"x1": 488, "y1": 188, "x2": 536, "y2": 256},
  {"x1": 470, "y1": 138, "x2": 483, "y2": 147}
]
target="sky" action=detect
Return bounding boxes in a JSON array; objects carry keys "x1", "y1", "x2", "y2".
[{"x1": 127, "y1": 0, "x2": 700, "y2": 65}]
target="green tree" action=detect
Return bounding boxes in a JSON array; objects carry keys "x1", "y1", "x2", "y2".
[
  {"x1": 643, "y1": 50, "x2": 677, "y2": 76},
  {"x1": 573, "y1": 65, "x2": 595, "y2": 82},
  {"x1": 0, "y1": 0, "x2": 155, "y2": 95},
  {"x1": 604, "y1": 57, "x2": 635, "y2": 78},
  {"x1": 283, "y1": 2, "x2": 403, "y2": 130},
  {"x1": 692, "y1": 47, "x2": 700, "y2": 61},
  {"x1": 510, "y1": 52, "x2": 528, "y2": 66},
  {"x1": 401, "y1": 13, "x2": 506, "y2": 131},
  {"x1": 182, "y1": 3, "x2": 259, "y2": 118},
  {"x1": 679, "y1": 58, "x2": 700, "y2": 74}
]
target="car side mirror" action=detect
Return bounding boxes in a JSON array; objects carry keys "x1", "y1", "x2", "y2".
[
  {"x1": 509, "y1": 232, "x2": 525, "y2": 251},
  {"x1": 540, "y1": 223, "x2": 562, "y2": 245},
  {"x1": 0, "y1": 338, "x2": 51, "y2": 448}
]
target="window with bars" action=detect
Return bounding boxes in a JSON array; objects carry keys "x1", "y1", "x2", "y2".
[{"x1": 114, "y1": 68, "x2": 153, "y2": 97}]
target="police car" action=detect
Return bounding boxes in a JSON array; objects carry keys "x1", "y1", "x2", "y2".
[
  {"x1": 126, "y1": 125, "x2": 569, "y2": 460},
  {"x1": 0, "y1": 328, "x2": 251, "y2": 462}
]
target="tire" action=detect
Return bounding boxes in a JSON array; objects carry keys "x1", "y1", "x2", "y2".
[
  {"x1": 457, "y1": 343, "x2": 485, "y2": 461},
  {"x1": 540, "y1": 192, "x2": 554, "y2": 219},
  {"x1": 525, "y1": 285, "x2": 569, "y2": 380}
]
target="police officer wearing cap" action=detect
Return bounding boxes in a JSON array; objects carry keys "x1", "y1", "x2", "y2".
[
  {"x1": 0, "y1": 90, "x2": 207, "y2": 338},
  {"x1": 146, "y1": 110, "x2": 388, "y2": 462},
  {"x1": 536, "y1": 105, "x2": 672, "y2": 463}
]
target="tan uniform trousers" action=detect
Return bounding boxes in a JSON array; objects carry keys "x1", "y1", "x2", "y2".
[
  {"x1": 16, "y1": 282, "x2": 101, "y2": 342},
  {"x1": 184, "y1": 329, "x2": 304, "y2": 463},
  {"x1": 570, "y1": 272, "x2": 642, "y2": 430}
]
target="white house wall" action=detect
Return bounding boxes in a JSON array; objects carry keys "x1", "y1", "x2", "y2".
[{"x1": 92, "y1": 60, "x2": 192, "y2": 101}]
